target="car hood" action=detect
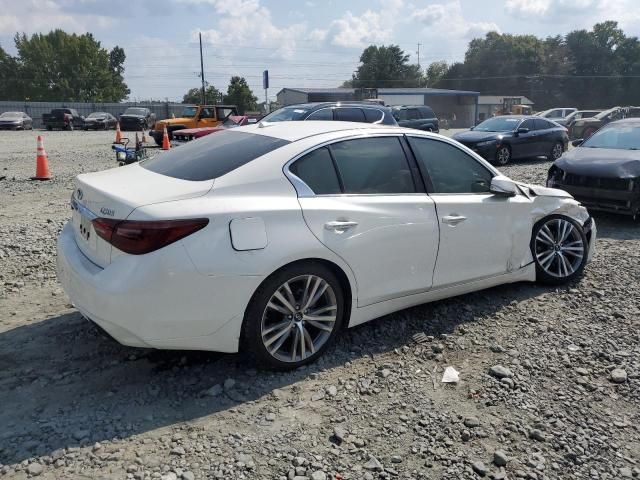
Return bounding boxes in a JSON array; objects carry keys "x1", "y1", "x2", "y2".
[
  {"x1": 453, "y1": 130, "x2": 510, "y2": 143},
  {"x1": 120, "y1": 114, "x2": 146, "y2": 119},
  {"x1": 158, "y1": 117, "x2": 193, "y2": 126},
  {"x1": 554, "y1": 147, "x2": 640, "y2": 179}
]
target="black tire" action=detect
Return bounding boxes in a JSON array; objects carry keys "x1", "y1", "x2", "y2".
[
  {"x1": 46, "y1": 125, "x2": 52, "y2": 131},
  {"x1": 531, "y1": 214, "x2": 588, "y2": 286},
  {"x1": 242, "y1": 262, "x2": 346, "y2": 370},
  {"x1": 549, "y1": 141, "x2": 564, "y2": 160},
  {"x1": 495, "y1": 145, "x2": 511, "y2": 165}
]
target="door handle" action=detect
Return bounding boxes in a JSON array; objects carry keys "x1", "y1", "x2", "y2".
[
  {"x1": 442, "y1": 215, "x2": 467, "y2": 226},
  {"x1": 325, "y1": 220, "x2": 358, "y2": 232}
]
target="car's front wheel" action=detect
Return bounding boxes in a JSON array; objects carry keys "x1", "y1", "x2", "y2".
[
  {"x1": 243, "y1": 263, "x2": 345, "y2": 369},
  {"x1": 495, "y1": 145, "x2": 511, "y2": 165},
  {"x1": 532, "y1": 215, "x2": 588, "y2": 285}
]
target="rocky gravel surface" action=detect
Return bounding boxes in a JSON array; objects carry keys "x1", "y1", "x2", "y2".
[{"x1": 1, "y1": 129, "x2": 639, "y2": 479}]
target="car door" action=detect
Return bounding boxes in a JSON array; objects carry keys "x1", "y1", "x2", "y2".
[
  {"x1": 406, "y1": 136, "x2": 532, "y2": 287},
  {"x1": 533, "y1": 118, "x2": 555, "y2": 155},
  {"x1": 511, "y1": 118, "x2": 537, "y2": 158},
  {"x1": 291, "y1": 136, "x2": 440, "y2": 307}
]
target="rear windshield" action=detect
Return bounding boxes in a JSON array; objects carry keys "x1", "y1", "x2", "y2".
[{"x1": 141, "y1": 130, "x2": 290, "y2": 181}]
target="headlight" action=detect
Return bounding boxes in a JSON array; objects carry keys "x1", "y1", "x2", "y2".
[
  {"x1": 476, "y1": 139, "x2": 497, "y2": 147},
  {"x1": 116, "y1": 151, "x2": 126, "y2": 161}
]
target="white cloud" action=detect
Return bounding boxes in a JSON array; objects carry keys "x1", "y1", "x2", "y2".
[
  {"x1": 183, "y1": 0, "x2": 304, "y2": 59},
  {"x1": 412, "y1": 1, "x2": 499, "y2": 40},
  {"x1": 328, "y1": 10, "x2": 393, "y2": 48},
  {"x1": 0, "y1": 0, "x2": 114, "y2": 35}
]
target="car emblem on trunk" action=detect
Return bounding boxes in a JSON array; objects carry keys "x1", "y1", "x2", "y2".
[{"x1": 76, "y1": 189, "x2": 83, "y2": 201}]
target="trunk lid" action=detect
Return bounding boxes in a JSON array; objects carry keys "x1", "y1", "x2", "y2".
[{"x1": 71, "y1": 163, "x2": 213, "y2": 267}]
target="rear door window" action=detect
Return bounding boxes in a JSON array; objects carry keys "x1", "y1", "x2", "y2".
[
  {"x1": 329, "y1": 137, "x2": 415, "y2": 194},
  {"x1": 419, "y1": 107, "x2": 435, "y2": 118},
  {"x1": 289, "y1": 147, "x2": 341, "y2": 194},
  {"x1": 408, "y1": 109, "x2": 421, "y2": 120},
  {"x1": 216, "y1": 107, "x2": 236, "y2": 120},
  {"x1": 334, "y1": 108, "x2": 366, "y2": 123},
  {"x1": 520, "y1": 119, "x2": 536, "y2": 131},
  {"x1": 306, "y1": 108, "x2": 333, "y2": 120},
  {"x1": 363, "y1": 108, "x2": 384, "y2": 123},
  {"x1": 142, "y1": 130, "x2": 289, "y2": 181}
]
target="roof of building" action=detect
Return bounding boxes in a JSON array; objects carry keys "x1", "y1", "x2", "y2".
[
  {"x1": 277, "y1": 87, "x2": 479, "y2": 97},
  {"x1": 478, "y1": 95, "x2": 534, "y2": 105}
]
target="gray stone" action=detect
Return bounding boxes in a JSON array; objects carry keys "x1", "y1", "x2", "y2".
[
  {"x1": 529, "y1": 429, "x2": 546, "y2": 442},
  {"x1": 224, "y1": 378, "x2": 236, "y2": 390},
  {"x1": 182, "y1": 472, "x2": 195, "y2": 480},
  {"x1": 310, "y1": 471, "x2": 326, "y2": 480},
  {"x1": 610, "y1": 368, "x2": 627, "y2": 384},
  {"x1": 171, "y1": 446, "x2": 186, "y2": 456},
  {"x1": 471, "y1": 461, "x2": 487, "y2": 476},
  {"x1": 205, "y1": 384, "x2": 223, "y2": 396},
  {"x1": 619, "y1": 467, "x2": 633, "y2": 478},
  {"x1": 464, "y1": 416, "x2": 480, "y2": 428},
  {"x1": 27, "y1": 463, "x2": 44, "y2": 476},
  {"x1": 390, "y1": 455, "x2": 402, "y2": 463},
  {"x1": 332, "y1": 426, "x2": 346, "y2": 443},
  {"x1": 363, "y1": 456, "x2": 383, "y2": 471},
  {"x1": 494, "y1": 450, "x2": 509, "y2": 467},
  {"x1": 326, "y1": 385, "x2": 338, "y2": 397},
  {"x1": 489, "y1": 365, "x2": 513, "y2": 379}
]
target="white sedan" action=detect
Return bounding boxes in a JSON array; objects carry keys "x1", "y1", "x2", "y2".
[{"x1": 57, "y1": 122, "x2": 596, "y2": 369}]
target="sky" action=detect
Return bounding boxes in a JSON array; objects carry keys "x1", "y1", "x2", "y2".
[{"x1": 1, "y1": 0, "x2": 639, "y2": 102}]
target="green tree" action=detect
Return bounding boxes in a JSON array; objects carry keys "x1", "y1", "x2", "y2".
[
  {"x1": 182, "y1": 85, "x2": 223, "y2": 104},
  {"x1": 223, "y1": 76, "x2": 258, "y2": 114},
  {"x1": 425, "y1": 61, "x2": 449, "y2": 87},
  {"x1": 13, "y1": 29, "x2": 129, "y2": 101},
  {"x1": 350, "y1": 45, "x2": 424, "y2": 88},
  {"x1": 0, "y1": 45, "x2": 21, "y2": 100}
]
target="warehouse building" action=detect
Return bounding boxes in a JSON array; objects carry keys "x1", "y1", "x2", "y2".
[{"x1": 276, "y1": 87, "x2": 480, "y2": 128}]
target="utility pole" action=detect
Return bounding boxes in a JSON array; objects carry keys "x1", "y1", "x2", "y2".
[
  {"x1": 199, "y1": 32, "x2": 206, "y2": 104},
  {"x1": 417, "y1": 43, "x2": 421, "y2": 68}
]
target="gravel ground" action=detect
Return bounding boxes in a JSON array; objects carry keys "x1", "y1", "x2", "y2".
[{"x1": 1, "y1": 129, "x2": 639, "y2": 480}]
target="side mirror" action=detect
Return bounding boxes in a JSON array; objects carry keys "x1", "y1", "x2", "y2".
[
  {"x1": 490, "y1": 176, "x2": 517, "y2": 197},
  {"x1": 571, "y1": 139, "x2": 584, "y2": 147},
  {"x1": 517, "y1": 127, "x2": 530, "y2": 134}
]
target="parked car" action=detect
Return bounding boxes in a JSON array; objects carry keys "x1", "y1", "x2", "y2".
[
  {"x1": 119, "y1": 107, "x2": 156, "y2": 132},
  {"x1": 83, "y1": 112, "x2": 117, "y2": 130},
  {"x1": 391, "y1": 105, "x2": 439, "y2": 132},
  {"x1": 556, "y1": 109, "x2": 601, "y2": 127},
  {"x1": 547, "y1": 118, "x2": 640, "y2": 218},
  {"x1": 453, "y1": 116, "x2": 569, "y2": 165},
  {"x1": 0, "y1": 111, "x2": 32, "y2": 130},
  {"x1": 57, "y1": 122, "x2": 596, "y2": 369},
  {"x1": 42, "y1": 108, "x2": 84, "y2": 131},
  {"x1": 261, "y1": 102, "x2": 397, "y2": 126},
  {"x1": 569, "y1": 107, "x2": 626, "y2": 139},
  {"x1": 151, "y1": 105, "x2": 237, "y2": 146},
  {"x1": 172, "y1": 115, "x2": 250, "y2": 143},
  {"x1": 536, "y1": 108, "x2": 577, "y2": 121}
]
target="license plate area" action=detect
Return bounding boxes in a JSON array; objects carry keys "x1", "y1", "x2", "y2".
[{"x1": 71, "y1": 197, "x2": 97, "y2": 250}]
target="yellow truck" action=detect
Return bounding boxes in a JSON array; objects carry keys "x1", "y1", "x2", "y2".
[{"x1": 150, "y1": 104, "x2": 238, "y2": 146}]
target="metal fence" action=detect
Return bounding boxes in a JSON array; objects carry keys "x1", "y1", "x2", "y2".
[{"x1": 0, "y1": 101, "x2": 191, "y2": 129}]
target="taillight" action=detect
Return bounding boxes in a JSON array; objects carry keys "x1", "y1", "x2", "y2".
[{"x1": 92, "y1": 218, "x2": 209, "y2": 255}]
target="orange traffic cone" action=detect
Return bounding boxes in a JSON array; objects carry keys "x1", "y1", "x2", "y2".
[
  {"x1": 162, "y1": 125, "x2": 171, "y2": 150},
  {"x1": 32, "y1": 135, "x2": 51, "y2": 180},
  {"x1": 115, "y1": 122, "x2": 122, "y2": 144}
]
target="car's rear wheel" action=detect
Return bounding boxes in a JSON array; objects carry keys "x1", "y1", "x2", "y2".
[
  {"x1": 549, "y1": 142, "x2": 564, "y2": 160},
  {"x1": 495, "y1": 145, "x2": 511, "y2": 165},
  {"x1": 243, "y1": 263, "x2": 345, "y2": 369},
  {"x1": 532, "y1": 215, "x2": 588, "y2": 285}
]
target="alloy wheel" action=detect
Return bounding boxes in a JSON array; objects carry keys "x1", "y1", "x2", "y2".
[
  {"x1": 261, "y1": 275, "x2": 338, "y2": 363},
  {"x1": 551, "y1": 143, "x2": 563, "y2": 160},
  {"x1": 496, "y1": 146, "x2": 511, "y2": 165},
  {"x1": 534, "y1": 218, "x2": 585, "y2": 278}
]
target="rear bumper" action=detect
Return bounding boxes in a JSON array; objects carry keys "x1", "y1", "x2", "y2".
[{"x1": 56, "y1": 222, "x2": 262, "y2": 352}]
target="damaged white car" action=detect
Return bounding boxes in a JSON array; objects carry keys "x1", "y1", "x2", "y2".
[{"x1": 56, "y1": 122, "x2": 596, "y2": 369}]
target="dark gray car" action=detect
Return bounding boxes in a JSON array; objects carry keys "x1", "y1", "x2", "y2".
[
  {"x1": 391, "y1": 105, "x2": 439, "y2": 132},
  {"x1": 0, "y1": 111, "x2": 33, "y2": 130},
  {"x1": 262, "y1": 102, "x2": 397, "y2": 126}
]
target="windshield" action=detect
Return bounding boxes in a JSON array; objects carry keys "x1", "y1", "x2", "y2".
[
  {"x1": 262, "y1": 107, "x2": 311, "y2": 122},
  {"x1": 581, "y1": 123, "x2": 640, "y2": 150},
  {"x1": 474, "y1": 117, "x2": 521, "y2": 132},
  {"x1": 181, "y1": 107, "x2": 198, "y2": 118},
  {"x1": 124, "y1": 108, "x2": 147, "y2": 116},
  {"x1": 88, "y1": 112, "x2": 107, "y2": 118},
  {"x1": 595, "y1": 108, "x2": 618, "y2": 120},
  {"x1": 222, "y1": 116, "x2": 242, "y2": 127},
  {"x1": 0, "y1": 112, "x2": 22, "y2": 119}
]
